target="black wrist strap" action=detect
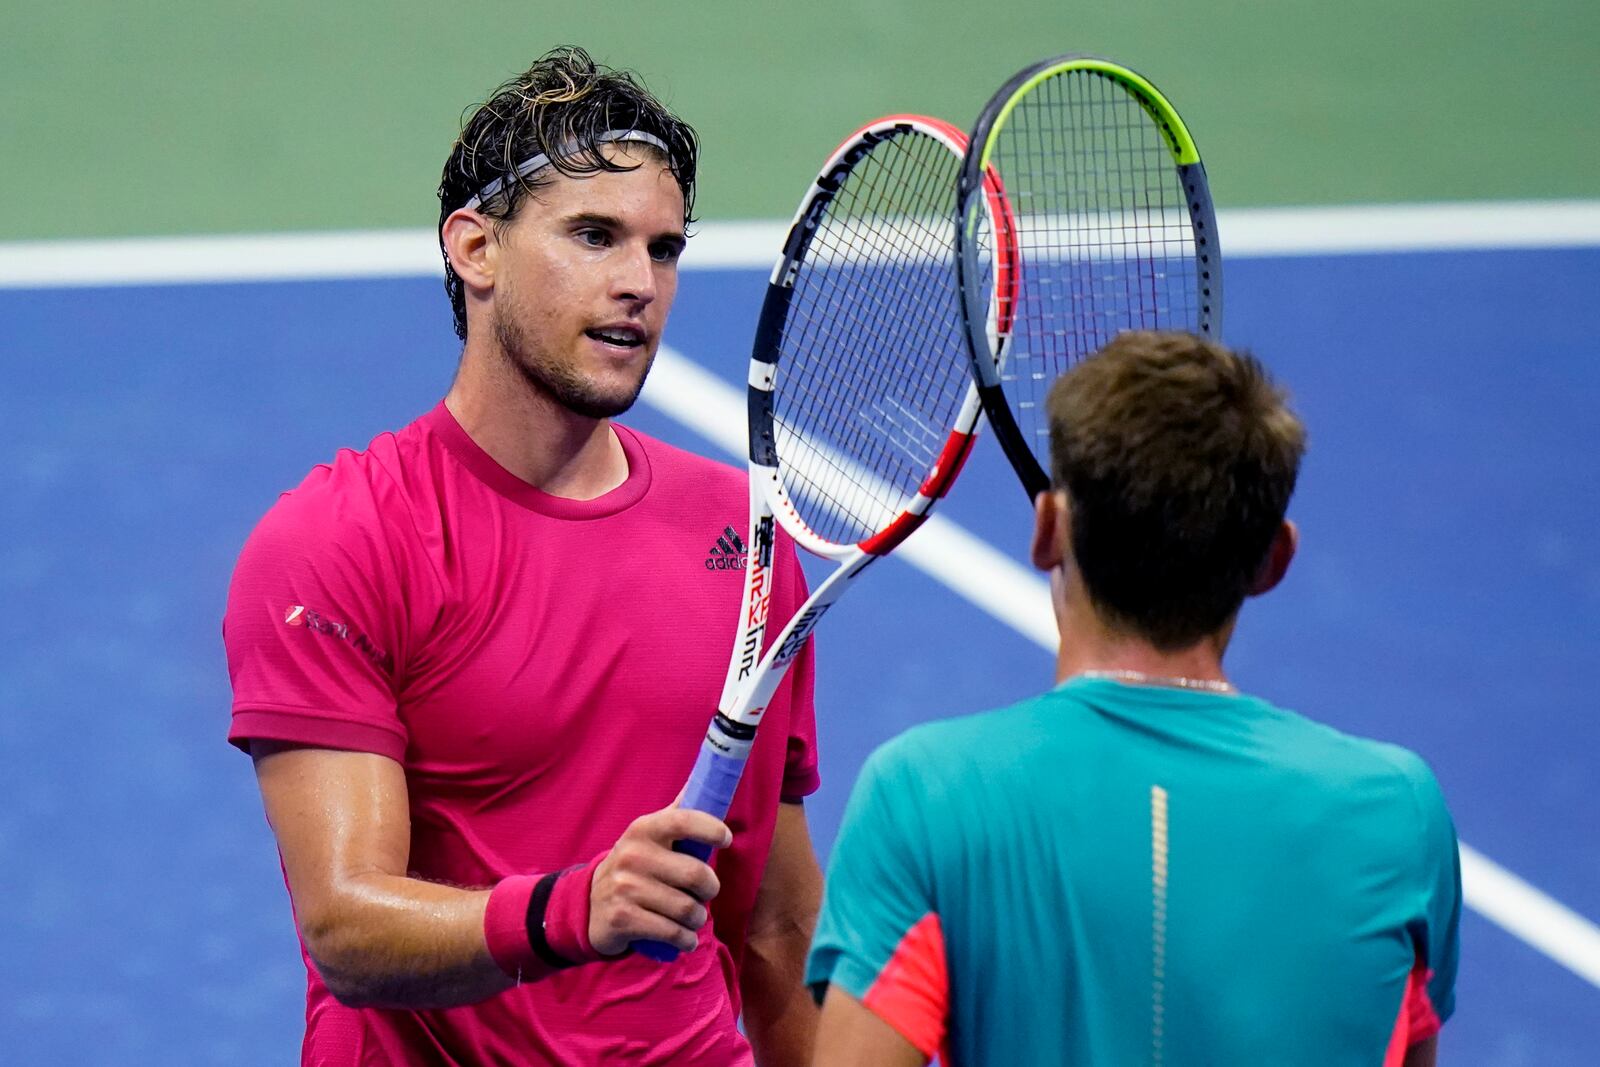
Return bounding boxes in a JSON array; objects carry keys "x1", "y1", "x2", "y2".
[{"x1": 525, "y1": 870, "x2": 580, "y2": 970}]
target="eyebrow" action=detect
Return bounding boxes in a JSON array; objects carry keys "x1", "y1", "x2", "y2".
[{"x1": 564, "y1": 212, "x2": 686, "y2": 248}]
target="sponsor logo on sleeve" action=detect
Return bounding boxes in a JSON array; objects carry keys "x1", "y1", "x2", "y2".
[{"x1": 281, "y1": 604, "x2": 394, "y2": 672}]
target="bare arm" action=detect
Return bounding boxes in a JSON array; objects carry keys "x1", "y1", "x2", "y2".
[
  {"x1": 741, "y1": 802, "x2": 824, "y2": 1067},
  {"x1": 1404, "y1": 1035, "x2": 1438, "y2": 1067},
  {"x1": 252, "y1": 742, "x2": 506, "y2": 1007},
  {"x1": 252, "y1": 741, "x2": 728, "y2": 1009},
  {"x1": 812, "y1": 985, "x2": 926, "y2": 1067}
]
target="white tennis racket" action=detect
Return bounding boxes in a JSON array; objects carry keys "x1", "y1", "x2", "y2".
[{"x1": 636, "y1": 114, "x2": 1017, "y2": 960}]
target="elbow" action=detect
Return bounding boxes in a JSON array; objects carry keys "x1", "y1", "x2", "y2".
[
  {"x1": 284, "y1": 876, "x2": 501, "y2": 1011},
  {"x1": 297, "y1": 905, "x2": 388, "y2": 1008},
  {"x1": 320, "y1": 972, "x2": 382, "y2": 1009},
  {"x1": 746, "y1": 893, "x2": 818, "y2": 954},
  {"x1": 305, "y1": 946, "x2": 392, "y2": 1009},
  {"x1": 747, "y1": 912, "x2": 812, "y2": 953},
  {"x1": 314, "y1": 961, "x2": 384, "y2": 1009},
  {"x1": 743, "y1": 909, "x2": 816, "y2": 979}
]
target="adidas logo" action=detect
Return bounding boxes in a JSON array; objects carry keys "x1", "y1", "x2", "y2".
[{"x1": 705, "y1": 525, "x2": 748, "y2": 571}]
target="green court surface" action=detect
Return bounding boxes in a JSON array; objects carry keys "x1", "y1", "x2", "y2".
[{"x1": 2, "y1": 0, "x2": 1597, "y2": 241}]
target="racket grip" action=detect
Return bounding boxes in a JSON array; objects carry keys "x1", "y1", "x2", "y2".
[{"x1": 634, "y1": 717, "x2": 755, "y2": 963}]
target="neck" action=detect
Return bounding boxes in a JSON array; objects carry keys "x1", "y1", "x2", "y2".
[
  {"x1": 1051, "y1": 567, "x2": 1234, "y2": 689},
  {"x1": 445, "y1": 343, "x2": 627, "y2": 500}
]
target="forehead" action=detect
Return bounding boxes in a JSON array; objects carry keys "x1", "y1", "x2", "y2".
[{"x1": 519, "y1": 146, "x2": 685, "y2": 228}]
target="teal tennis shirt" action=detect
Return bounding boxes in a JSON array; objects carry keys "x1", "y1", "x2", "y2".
[{"x1": 807, "y1": 676, "x2": 1460, "y2": 1066}]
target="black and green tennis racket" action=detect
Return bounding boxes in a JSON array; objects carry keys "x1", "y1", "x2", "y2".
[{"x1": 955, "y1": 55, "x2": 1223, "y2": 500}]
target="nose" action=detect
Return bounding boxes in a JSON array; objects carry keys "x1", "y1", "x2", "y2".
[{"x1": 610, "y1": 241, "x2": 658, "y2": 307}]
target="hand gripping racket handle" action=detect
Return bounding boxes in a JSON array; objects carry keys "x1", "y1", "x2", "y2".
[{"x1": 633, "y1": 715, "x2": 757, "y2": 962}]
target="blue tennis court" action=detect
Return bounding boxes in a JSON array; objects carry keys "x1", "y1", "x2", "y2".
[{"x1": 1, "y1": 238, "x2": 1596, "y2": 1063}]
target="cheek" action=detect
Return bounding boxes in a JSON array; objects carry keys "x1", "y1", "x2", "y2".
[
  {"x1": 509, "y1": 254, "x2": 582, "y2": 330},
  {"x1": 531, "y1": 253, "x2": 583, "y2": 300},
  {"x1": 656, "y1": 269, "x2": 679, "y2": 316}
]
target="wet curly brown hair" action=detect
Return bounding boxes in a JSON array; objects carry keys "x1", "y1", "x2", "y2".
[{"x1": 437, "y1": 46, "x2": 700, "y2": 340}]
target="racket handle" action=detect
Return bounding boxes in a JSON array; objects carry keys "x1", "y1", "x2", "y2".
[{"x1": 633, "y1": 717, "x2": 755, "y2": 963}]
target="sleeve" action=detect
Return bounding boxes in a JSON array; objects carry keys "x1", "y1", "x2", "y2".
[
  {"x1": 806, "y1": 738, "x2": 949, "y2": 1059},
  {"x1": 1403, "y1": 753, "x2": 1462, "y2": 1031},
  {"x1": 222, "y1": 482, "x2": 410, "y2": 761},
  {"x1": 774, "y1": 534, "x2": 820, "y2": 802}
]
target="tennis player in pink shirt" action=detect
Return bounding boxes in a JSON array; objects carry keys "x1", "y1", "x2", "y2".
[{"x1": 223, "y1": 46, "x2": 823, "y2": 1066}]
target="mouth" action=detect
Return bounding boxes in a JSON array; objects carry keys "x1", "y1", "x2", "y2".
[{"x1": 585, "y1": 324, "x2": 648, "y2": 352}]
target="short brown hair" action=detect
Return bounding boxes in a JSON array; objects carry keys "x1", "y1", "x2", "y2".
[{"x1": 1047, "y1": 331, "x2": 1306, "y2": 649}]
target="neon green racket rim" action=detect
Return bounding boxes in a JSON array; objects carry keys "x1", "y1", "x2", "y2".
[{"x1": 978, "y1": 58, "x2": 1200, "y2": 168}]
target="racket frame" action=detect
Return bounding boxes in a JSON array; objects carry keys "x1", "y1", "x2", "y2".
[
  {"x1": 635, "y1": 115, "x2": 1012, "y2": 961},
  {"x1": 732, "y1": 113, "x2": 1013, "y2": 731},
  {"x1": 956, "y1": 54, "x2": 1223, "y2": 501}
]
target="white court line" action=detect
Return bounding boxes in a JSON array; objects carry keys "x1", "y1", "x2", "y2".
[
  {"x1": 647, "y1": 347, "x2": 1058, "y2": 649},
  {"x1": 3, "y1": 200, "x2": 1600, "y2": 288},
  {"x1": 644, "y1": 343, "x2": 1600, "y2": 992},
  {"x1": 1459, "y1": 845, "x2": 1600, "y2": 988},
  {"x1": 0, "y1": 229, "x2": 443, "y2": 289}
]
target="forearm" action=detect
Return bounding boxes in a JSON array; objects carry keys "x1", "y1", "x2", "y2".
[
  {"x1": 741, "y1": 921, "x2": 820, "y2": 1067},
  {"x1": 741, "y1": 802, "x2": 824, "y2": 1067},
  {"x1": 304, "y1": 860, "x2": 609, "y2": 1009},
  {"x1": 813, "y1": 986, "x2": 926, "y2": 1067},
  {"x1": 255, "y1": 744, "x2": 570, "y2": 1010},
  {"x1": 300, "y1": 874, "x2": 510, "y2": 1009},
  {"x1": 255, "y1": 746, "x2": 727, "y2": 1011}
]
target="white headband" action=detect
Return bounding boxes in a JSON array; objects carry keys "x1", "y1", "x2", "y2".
[{"x1": 462, "y1": 129, "x2": 671, "y2": 211}]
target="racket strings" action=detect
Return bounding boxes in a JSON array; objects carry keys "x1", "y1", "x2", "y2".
[
  {"x1": 773, "y1": 129, "x2": 974, "y2": 547},
  {"x1": 995, "y1": 71, "x2": 1202, "y2": 461}
]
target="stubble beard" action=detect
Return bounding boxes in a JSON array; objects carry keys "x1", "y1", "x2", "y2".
[{"x1": 493, "y1": 304, "x2": 655, "y2": 420}]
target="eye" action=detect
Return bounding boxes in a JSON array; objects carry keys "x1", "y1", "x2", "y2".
[
  {"x1": 650, "y1": 241, "x2": 684, "y2": 264},
  {"x1": 576, "y1": 227, "x2": 610, "y2": 248}
]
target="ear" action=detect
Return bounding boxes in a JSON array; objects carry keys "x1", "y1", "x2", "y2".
[
  {"x1": 440, "y1": 208, "x2": 496, "y2": 293},
  {"x1": 1248, "y1": 519, "x2": 1298, "y2": 597},
  {"x1": 1029, "y1": 490, "x2": 1067, "y2": 573}
]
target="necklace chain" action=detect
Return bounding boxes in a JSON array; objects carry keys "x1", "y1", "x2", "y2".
[{"x1": 1076, "y1": 669, "x2": 1238, "y2": 695}]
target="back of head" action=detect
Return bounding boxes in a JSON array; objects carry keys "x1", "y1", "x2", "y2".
[
  {"x1": 1047, "y1": 331, "x2": 1306, "y2": 649},
  {"x1": 437, "y1": 45, "x2": 701, "y2": 340}
]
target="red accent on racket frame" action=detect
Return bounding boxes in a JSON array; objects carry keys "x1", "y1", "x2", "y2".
[
  {"x1": 859, "y1": 428, "x2": 977, "y2": 556},
  {"x1": 859, "y1": 509, "x2": 930, "y2": 557},
  {"x1": 918, "y1": 429, "x2": 978, "y2": 500}
]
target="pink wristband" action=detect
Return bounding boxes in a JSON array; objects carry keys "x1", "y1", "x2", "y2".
[
  {"x1": 483, "y1": 874, "x2": 541, "y2": 977},
  {"x1": 543, "y1": 851, "x2": 612, "y2": 963}
]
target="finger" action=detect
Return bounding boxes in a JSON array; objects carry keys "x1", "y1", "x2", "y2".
[
  {"x1": 606, "y1": 843, "x2": 722, "y2": 903},
  {"x1": 661, "y1": 852, "x2": 721, "y2": 903},
  {"x1": 601, "y1": 902, "x2": 702, "y2": 955},
  {"x1": 622, "y1": 880, "x2": 711, "y2": 932},
  {"x1": 599, "y1": 886, "x2": 709, "y2": 951},
  {"x1": 643, "y1": 807, "x2": 733, "y2": 849}
]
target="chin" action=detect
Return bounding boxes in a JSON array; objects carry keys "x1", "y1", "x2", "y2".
[
  {"x1": 560, "y1": 371, "x2": 653, "y2": 419},
  {"x1": 565, "y1": 392, "x2": 641, "y2": 419},
  {"x1": 507, "y1": 348, "x2": 654, "y2": 420}
]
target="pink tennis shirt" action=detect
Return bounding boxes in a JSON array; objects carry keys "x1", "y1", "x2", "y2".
[{"x1": 224, "y1": 403, "x2": 819, "y2": 1066}]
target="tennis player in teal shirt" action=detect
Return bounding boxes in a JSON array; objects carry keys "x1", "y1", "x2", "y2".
[{"x1": 807, "y1": 332, "x2": 1460, "y2": 1066}]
